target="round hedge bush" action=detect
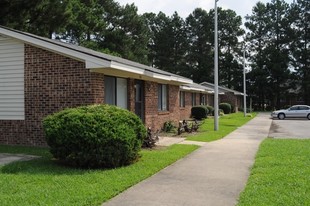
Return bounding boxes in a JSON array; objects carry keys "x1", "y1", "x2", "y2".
[
  {"x1": 205, "y1": 105, "x2": 214, "y2": 115},
  {"x1": 191, "y1": 106, "x2": 208, "y2": 120},
  {"x1": 43, "y1": 104, "x2": 146, "y2": 169},
  {"x1": 219, "y1": 103, "x2": 232, "y2": 114}
]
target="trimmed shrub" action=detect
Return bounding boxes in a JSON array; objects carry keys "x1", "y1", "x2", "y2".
[
  {"x1": 43, "y1": 104, "x2": 146, "y2": 169},
  {"x1": 205, "y1": 105, "x2": 214, "y2": 115},
  {"x1": 191, "y1": 106, "x2": 208, "y2": 120},
  {"x1": 219, "y1": 109, "x2": 225, "y2": 116},
  {"x1": 239, "y1": 107, "x2": 254, "y2": 113},
  {"x1": 212, "y1": 108, "x2": 224, "y2": 116},
  {"x1": 163, "y1": 121, "x2": 175, "y2": 132},
  {"x1": 219, "y1": 103, "x2": 232, "y2": 114}
]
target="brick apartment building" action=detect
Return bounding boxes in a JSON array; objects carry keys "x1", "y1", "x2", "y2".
[{"x1": 0, "y1": 26, "x2": 216, "y2": 146}]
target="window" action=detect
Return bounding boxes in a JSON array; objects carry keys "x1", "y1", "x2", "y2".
[
  {"x1": 290, "y1": 106, "x2": 299, "y2": 111},
  {"x1": 104, "y1": 76, "x2": 128, "y2": 109},
  {"x1": 158, "y1": 84, "x2": 168, "y2": 111},
  {"x1": 116, "y1": 78, "x2": 128, "y2": 109},
  {"x1": 299, "y1": 106, "x2": 309, "y2": 110},
  {"x1": 200, "y1": 94, "x2": 206, "y2": 105},
  {"x1": 180, "y1": 91, "x2": 185, "y2": 107},
  {"x1": 192, "y1": 93, "x2": 196, "y2": 106}
]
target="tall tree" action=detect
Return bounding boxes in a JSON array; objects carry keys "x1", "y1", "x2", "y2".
[
  {"x1": 146, "y1": 12, "x2": 188, "y2": 75},
  {"x1": 1, "y1": 0, "x2": 150, "y2": 64},
  {"x1": 0, "y1": 0, "x2": 71, "y2": 38},
  {"x1": 265, "y1": 0, "x2": 292, "y2": 108},
  {"x1": 245, "y1": 0, "x2": 292, "y2": 109},
  {"x1": 61, "y1": 0, "x2": 106, "y2": 45},
  {"x1": 185, "y1": 8, "x2": 244, "y2": 87},
  {"x1": 217, "y1": 8, "x2": 245, "y2": 90},
  {"x1": 290, "y1": 0, "x2": 310, "y2": 104},
  {"x1": 185, "y1": 8, "x2": 213, "y2": 83},
  {"x1": 96, "y1": 2, "x2": 151, "y2": 64},
  {"x1": 245, "y1": 2, "x2": 273, "y2": 110}
]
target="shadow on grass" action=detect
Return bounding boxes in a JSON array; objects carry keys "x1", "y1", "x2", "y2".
[
  {"x1": 0, "y1": 157, "x2": 97, "y2": 175},
  {"x1": 221, "y1": 124, "x2": 238, "y2": 127}
]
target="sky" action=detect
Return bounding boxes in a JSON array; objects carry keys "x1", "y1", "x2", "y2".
[{"x1": 116, "y1": 0, "x2": 295, "y2": 22}]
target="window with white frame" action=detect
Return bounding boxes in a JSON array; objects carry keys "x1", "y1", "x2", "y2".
[
  {"x1": 180, "y1": 91, "x2": 185, "y2": 107},
  {"x1": 104, "y1": 76, "x2": 128, "y2": 109},
  {"x1": 158, "y1": 84, "x2": 168, "y2": 111}
]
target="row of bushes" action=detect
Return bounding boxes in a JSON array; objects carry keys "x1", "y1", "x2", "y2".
[
  {"x1": 43, "y1": 102, "x2": 234, "y2": 169},
  {"x1": 191, "y1": 103, "x2": 232, "y2": 120}
]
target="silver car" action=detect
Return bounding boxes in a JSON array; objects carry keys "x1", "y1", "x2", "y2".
[{"x1": 271, "y1": 105, "x2": 310, "y2": 120}]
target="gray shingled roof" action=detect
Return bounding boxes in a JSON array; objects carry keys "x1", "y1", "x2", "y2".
[
  {"x1": 181, "y1": 83, "x2": 213, "y2": 93},
  {"x1": 200, "y1": 82, "x2": 244, "y2": 95},
  {"x1": 0, "y1": 26, "x2": 192, "y2": 83}
]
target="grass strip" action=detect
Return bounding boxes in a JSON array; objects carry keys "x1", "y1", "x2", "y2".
[
  {"x1": 0, "y1": 144, "x2": 199, "y2": 206},
  {"x1": 186, "y1": 112, "x2": 256, "y2": 142},
  {"x1": 237, "y1": 139, "x2": 310, "y2": 206},
  {"x1": 0, "y1": 145, "x2": 50, "y2": 157}
]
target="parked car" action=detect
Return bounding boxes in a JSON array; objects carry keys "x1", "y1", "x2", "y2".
[{"x1": 271, "y1": 105, "x2": 310, "y2": 120}]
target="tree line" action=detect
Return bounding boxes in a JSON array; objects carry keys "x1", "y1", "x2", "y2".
[{"x1": 0, "y1": 0, "x2": 309, "y2": 109}]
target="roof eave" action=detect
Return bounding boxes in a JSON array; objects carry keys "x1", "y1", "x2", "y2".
[
  {"x1": 0, "y1": 27, "x2": 193, "y2": 85},
  {"x1": 180, "y1": 86, "x2": 211, "y2": 93}
]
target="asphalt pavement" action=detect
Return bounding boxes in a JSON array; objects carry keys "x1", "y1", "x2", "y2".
[{"x1": 269, "y1": 118, "x2": 310, "y2": 139}]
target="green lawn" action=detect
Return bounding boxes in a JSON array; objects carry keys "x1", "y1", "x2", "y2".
[
  {"x1": 0, "y1": 144, "x2": 199, "y2": 206},
  {"x1": 237, "y1": 139, "x2": 310, "y2": 206},
  {"x1": 186, "y1": 112, "x2": 256, "y2": 142}
]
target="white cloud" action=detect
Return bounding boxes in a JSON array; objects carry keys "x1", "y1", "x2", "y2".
[{"x1": 117, "y1": 0, "x2": 294, "y2": 20}]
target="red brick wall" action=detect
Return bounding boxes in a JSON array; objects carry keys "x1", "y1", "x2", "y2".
[
  {"x1": 220, "y1": 92, "x2": 239, "y2": 112},
  {"x1": 0, "y1": 44, "x2": 105, "y2": 146},
  {"x1": 144, "y1": 81, "x2": 158, "y2": 129},
  {"x1": 144, "y1": 85, "x2": 196, "y2": 131},
  {"x1": 180, "y1": 92, "x2": 192, "y2": 120},
  {"x1": 144, "y1": 83, "x2": 192, "y2": 131},
  {"x1": 0, "y1": 44, "x2": 195, "y2": 146},
  {"x1": 207, "y1": 94, "x2": 214, "y2": 107},
  {"x1": 128, "y1": 79, "x2": 135, "y2": 112}
]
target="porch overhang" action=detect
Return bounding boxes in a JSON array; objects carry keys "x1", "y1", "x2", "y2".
[
  {"x1": 180, "y1": 86, "x2": 213, "y2": 94},
  {"x1": 91, "y1": 64, "x2": 192, "y2": 85}
]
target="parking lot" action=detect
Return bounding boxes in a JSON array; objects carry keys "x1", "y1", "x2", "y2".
[{"x1": 268, "y1": 118, "x2": 310, "y2": 139}]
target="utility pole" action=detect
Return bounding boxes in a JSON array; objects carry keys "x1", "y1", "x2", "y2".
[
  {"x1": 214, "y1": 0, "x2": 219, "y2": 130},
  {"x1": 243, "y1": 42, "x2": 247, "y2": 117}
]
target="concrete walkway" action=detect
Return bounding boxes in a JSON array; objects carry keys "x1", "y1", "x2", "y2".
[
  {"x1": 103, "y1": 113, "x2": 272, "y2": 206},
  {"x1": 0, "y1": 153, "x2": 39, "y2": 165}
]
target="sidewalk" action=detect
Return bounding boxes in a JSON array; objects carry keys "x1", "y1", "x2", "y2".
[
  {"x1": 0, "y1": 153, "x2": 39, "y2": 165},
  {"x1": 102, "y1": 113, "x2": 272, "y2": 206}
]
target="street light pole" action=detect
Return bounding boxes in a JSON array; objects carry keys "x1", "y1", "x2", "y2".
[
  {"x1": 214, "y1": 0, "x2": 219, "y2": 131},
  {"x1": 243, "y1": 42, "x2": 247, "y2": 117}
]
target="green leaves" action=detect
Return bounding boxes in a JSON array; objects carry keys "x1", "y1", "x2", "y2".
[
  {"x1": 191, "y1": 106, "x2": 208, "y2": 120},
  {"x1": 219, "y1": 102, "x2": 232, "y2": 114},
  {"x1": 245, "y1": 0, "x2": 309, "y2": 109},
  {"x1": 43, "y1": 104, "x2": 147, "y2": 169}
]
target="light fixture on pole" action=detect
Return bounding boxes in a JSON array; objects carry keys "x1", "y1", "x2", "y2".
[
  {"x1": 214, "y1": 0, "x2": 219, "y2": 131},
  {"x1": 243, "y1": 42, "x2": 247, "y2": 117}
]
